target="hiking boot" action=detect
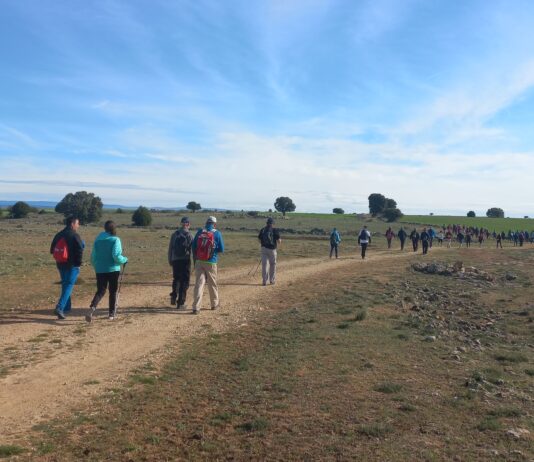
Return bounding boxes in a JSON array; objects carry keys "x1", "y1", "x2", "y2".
[
  {"x1": 170, "y1": 294, "x2": 177, "y2": 306},
  {"x1": 192, "y1": 308, "x2": 200, "y2": 315},
  {"x1": 54, "y1": 308, "x2": 66, "y2": 320},
  {"x1": 211, "y1": 304, "x2": 220, "y2": 311},
  {"x1": 270, "y1": 281, "x2": 275, "y2": 285},
  {"x1": 177, "y1": 304, "x2": 186, "y2": 310},
  {"x1": 262, "y1": 281, "x2": 267, "y2": 286},
  {"x1": 109, "y1": 310, "x2": 116, "y2": 320}
]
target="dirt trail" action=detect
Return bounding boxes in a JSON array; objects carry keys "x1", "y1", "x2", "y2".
[{"x1": 0, "y1": 250, "x2": 417, "y2": 441}]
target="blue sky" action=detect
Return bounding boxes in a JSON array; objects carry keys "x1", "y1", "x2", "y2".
[{"x1": 1, "y1": 0, "x2": 534, "y2": 215}]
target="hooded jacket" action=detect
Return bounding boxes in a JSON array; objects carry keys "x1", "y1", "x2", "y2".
[{"x1": 91, "y1": 232, "x2": 128, "y2": 273}]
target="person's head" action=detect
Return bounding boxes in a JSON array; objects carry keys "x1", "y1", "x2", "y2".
[
  {"x1": 266, "y1": 217, "x2": 274, "y2": 226},
  {"x1": 206, "y1": 216, "x2": 217, "y2": 228},
  {"x1": 180, "y1": 216, "x2": 190, "y2": 229},
  {"x1": 65, "y1": 216, "x2": 80, "y2": 231},
  {"x1": 104, "y1": 220, "x2": 117, "y2": 236},
  {"x1": 332, "y1": 227, "x2": 337, "y2": 231},
  {"x1": 363, "y1": 225, "x2": 367, "y2": 229}
]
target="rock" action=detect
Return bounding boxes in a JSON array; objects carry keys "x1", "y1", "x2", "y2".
[
  {"x1": 506, "y1": 428, "x2": 530, "y2": 439},
  {"x1": 505, "y1": 272, "x2": 517, "y2": 281},
  {"x1": 424, "y1": 335, "x2": 437, "y2": 342}
]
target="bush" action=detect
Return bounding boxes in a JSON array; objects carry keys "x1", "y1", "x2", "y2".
[
  {"x1": 132, "y1": 206, "x2": 152, "y2": 226},
  {"x1": 186, "y1": 201, "x2": 201, "y2": 213},
  {"x1": 55, "y1": 191, "x2": 103, "y2": 224},
  {"x1": 38, "y1": 209, "x2": 46, "y2": 215},
  {"x1": 332, "y1": 208, "x2": 344, "y2": 214},
  {"x1": 467, "y1": 211, "x2": 476, "y2": 217},
  {"x1": 247, "y1": 211, "x2": 259, "y2": 217},
  {"x1": 486, "y1": 207, "x2": 504, "y2": 218},
  {"x1": 116, "y1": 208, "x2": 124, "y2": 214},
  {"x1": 9, "y1": 201, "x2": 32, "y2": 218},
  {"x1": 383, "y1": 207, "x2": 403, "y2": 222}
]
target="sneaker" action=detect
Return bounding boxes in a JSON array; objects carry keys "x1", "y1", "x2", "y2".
[
  {"x1": 211, "y1": 304, "x2": 220, "y2": 311},
  {"x1": 177, "y1": 304, "x2": 186, "y2": 310},
  {"x1": 170, "y1": 294, "x2": 177, "y2": 306},
  {"x1": 192, "y1": 308, "x2": 200, "y2": 315},
  {"x1": 108, "y1": 316, "x2": 115, "y2": 321},
  {"x1": 109, "y1": 310, "x2": 117, "y2": 320},
  {"x1": 262, "y1": 281, "x2": 267, "y2": 286},
  {"x1": 54, "y1": 308, "x2": 66, "y2": 320},
  {"x1": 270, "y1": 281, "x2": 275, "y2": 285}
]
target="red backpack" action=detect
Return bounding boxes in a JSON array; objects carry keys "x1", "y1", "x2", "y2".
[
  {"x1": 53, "y1": 237, "x2": 69, "y2": 263},
  {"x1": 195, "y1": 229, "x2": 215, "y2": 261}
]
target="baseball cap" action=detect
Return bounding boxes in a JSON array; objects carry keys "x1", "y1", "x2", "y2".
[
  {"x1": 207, "y1": 216, "x2": 217, "y2": 224},
  {"x1": 180, "y1": 216, "x2": 190, "y2": 224}
]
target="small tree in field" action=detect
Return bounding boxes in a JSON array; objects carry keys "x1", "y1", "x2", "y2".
[
  {"x1": 467, "y1": 211, "x2": 476, "y2": 217},
  {"x1": 186, "y1": 201, "x2": 201, "y2": 213},
  {"x1": 383, "y1": 207, "x2": 403, "y2": 222},
  {"x1": 56, "y1": 191, "x2": 103, "y2": 224},
  {"x1": 486, "y1": 207, "x2": 504, "y2": 218},
  {"x1": 332, "y1": 208, "x2": 344, "y2": 214},
  {"x1": 368, "y1": 193, "x2": 387, "y2": 216},
  {"x1": 132, "y1": 206, "x2": 152, "y2": 226},
  {"x1": 274, "y1": 196, "x2": 296, "y2": 216},
  {"x1": 9, "y1": 201, "x2": 32, "y2": 218}
]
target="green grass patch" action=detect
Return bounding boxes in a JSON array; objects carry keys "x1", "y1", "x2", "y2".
[
  {"x1": 493, "y1": 352, "x2": 528, "y2": 363},
  {"x1": 358, "y1": 423, "x2": 393, "y2": 438},
  {"x1": 374, "y1": 382, "x2": 403, "y2": 394},
  {"x1": 236, "y1": 418, "x2": 269, "y2": 433},
  {"x1": 130, "y1": 374, "x2": 157, "y2": 385},
  {"x1": 476, "y1": 418, "x2": 502, "y2": 432},
  {"x1": 0, "y1": 445, "x2": 26, "y2": 457},
  {"x1": 487, "y1": 407, "x2": 523, "y2": 418}
]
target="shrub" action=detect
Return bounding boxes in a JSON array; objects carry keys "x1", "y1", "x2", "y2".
[
  {"x1": 116, "y1": 208, "x2": 124, "y2": 214},
  {"x1": 486, "y1": 207, "x2": 504, "y2": 218},
  {"x1": 9, "y1": 201, "x2": 32, "y2": 218},
  {"x1": 38, "y1": 209, "x2": 46, "y2": 214},
  {"x1": 332, "y1": 208, "x2": 344, "y2": 214},
  {"x1": 247, "y1": 211, "x2": 259, "y2": 217},
  {"x1": 132, "y1": 206, "x2": 152, "y2": 226},
  {"x1": 467, "y1": 211, "x2": 476, "y2": 217},
  {"x1": 383, "y1": 207, "x2": 403, "y2": 222},
  {"x1": 55, "y1": 191, "x2": 103, "y2": 224}
]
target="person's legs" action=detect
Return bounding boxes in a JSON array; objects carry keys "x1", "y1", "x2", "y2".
[
  {"x1": 261, "y1": 247, "x2": 269, "y2": 285},
  {"x1": 170, "y1": 261, "x2": 180, "y2": 304},
  {"x1": 334, "y1": 244, "x2": 338, "y2": 258},
  {"x1": 56, "y1": 266, "x2": 80, "y2": 315},
  {"x1": 400, "y1": 239, "x2": 405, "y2": 250},
  {"x1": 387, "y1": 239, "x2": 391, "y2": 249},
  {"x1": 107, "y1": 271, "x2": 120, "y2": 316},
  {"x1": 177, "y1": 259, "x2": 191, "y2": 307},
  {"x1": 268, "y1": 249, "x2": 277, "y2": 283},
  {"x1": 361, "y1": 243, "x2": 367, "y2": 259},
  {"x1": 192, "y1": 264, "x2": 206, "y2": 312},
  {"x1": 204, "y1": 263, "x2": 219, "y2": 308},
  {"x1": 90, "y1": 272, "x2": 108, "y2": 309},
  {"x1": 330, "y1": 244, "x2": 334, "y2": 258}
]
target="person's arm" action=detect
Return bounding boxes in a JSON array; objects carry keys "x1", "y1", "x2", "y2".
[
  {"x1": 71, "y1": 233, "x2": 84, "y2": 267},
  {"x1": 217, "y1": 231, "x2": 224, "y2": 253},
  {"x1": 112, "y1": 238, "x2": 128, "y2": 265},
  {"x1": 275, "y1": 229, "x2": 281, "y2": 245}
]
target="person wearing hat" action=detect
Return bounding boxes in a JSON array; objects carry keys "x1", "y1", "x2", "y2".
[
  {"x1": 168, "y1": 216, "x2": 193, "y2": 309},
  {"x1": 258, "y1": 217, "x2": 281, "y2": 285},
  {"x1": 191, "y1": 216, "x2": 224, "y2": 314}
]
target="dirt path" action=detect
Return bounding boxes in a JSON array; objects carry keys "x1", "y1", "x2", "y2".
[{"x1": 0, "y1": 250, "x2": 418, "y2": 441}]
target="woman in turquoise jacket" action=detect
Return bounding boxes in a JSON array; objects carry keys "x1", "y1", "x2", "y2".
[{"x1": 87, "y1": 220, "x2": 128, "y2": 321}]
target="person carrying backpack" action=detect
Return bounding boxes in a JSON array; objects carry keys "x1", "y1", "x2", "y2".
[
  {"x1": 50, "y1": 216, "x2": 84, "y2": 320},
  {"x1": 420, "y1": 228, "x2": 430, "y2": 255},
  {"x1": 385, "y1": 227, "x2": 395, "y2": 249},
  {"x1": 168, "y1": 217, "x2": 193, "y2": 309},
  {"x1": 357, "y1": 225, "x2": 371, "y2": 259},
  {"x1": 191, "y1": 216, "x2": 224, "y2": 315},
  {"x1": 329, "y1": 227, "x2": 341, "y2": 259},
  {"x1": 409, "y1": 228, "x2": 420, "y2": 252},
  {"x1": 86, "y1": 220, "x2": 128, "y2": 321},
  {"x1": 258, "y1": 217, "x2": 281, "y2": 284},
  {"x1": 398, "y1": 227, "x2": 407, "y2": 250}
]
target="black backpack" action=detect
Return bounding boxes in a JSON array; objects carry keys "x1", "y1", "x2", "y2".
[
  {"x1": 261, "y1": 228, "x2": 275, "y2": 247},
  {"x1": 359, "y1": 229, "x2": 368, "y2": 241},
  {"x1": 172, "y1": 230, "x2": 192, "y2": 259}
]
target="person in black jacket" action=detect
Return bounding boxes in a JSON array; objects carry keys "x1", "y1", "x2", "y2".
[
  {"x1": 258, "y1": 217, "x2": 281, "y2": 285},
  {"x1": 50, "y1": 216, "x2": 84, "y2": 319},
  {"x1": 168, "y1": 217, "x2": 193, "y2": 309},
  {"x1": 420, "y1": 228, "x2": 430, "y2": 255},
  {"x1": 410, "y1": 228, "x2": 420, "y2": 252},
  {"x1": 398, "y1": 227, "x2": 407, "y2": 251}
]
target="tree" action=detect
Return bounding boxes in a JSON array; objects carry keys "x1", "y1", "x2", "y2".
[
  {"x1": 186, "y1": 201, "x2": 201, "y2": 213},
  {"x1": 274, "y1": 196, "x2": 296, "y2": 216},
  {"x1": 385, "y1": 198, "x2": 397, "y2": 209},
  {"x1": 486, "y1": 207, "x2": 504, "y2": 218},
  {"x1": 9, "y1": 201, "x2": 32, "y2": 219},
  {"x1": 368, "y1": 193, "x2": 387, "y2": 216},
  {"x1": 467, "y1": 211, "x2": 476, "y2": 217},
  {"x1": 55, "y1": 191, "x2": 103, "y2": 224},
  {"x1": 116, "y1": 208, "x2": 124, "y2": 214},
  {"x1": 132, "y1": 206, "x2": 152, "y2": 226},
  {"x1": 332, "y1": 208, "x2": 345, "y2": 214},
  {"x1": 383, "y1": 208, "x2": 404, "y2": 222}
]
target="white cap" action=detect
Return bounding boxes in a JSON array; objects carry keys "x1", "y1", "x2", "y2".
[{"x1": 207, "y1": 216, "x2": 217, "y2": 224}]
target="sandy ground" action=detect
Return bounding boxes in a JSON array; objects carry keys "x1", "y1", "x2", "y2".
[{"x1": 0, "y1": 250, "x2": 416, "y2": 442}]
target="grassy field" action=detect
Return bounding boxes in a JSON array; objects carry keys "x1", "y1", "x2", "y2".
[
  {"x1": 13, "y1": 246, "x2": 534, "y2": 460},
  {"x1": 402, "y1": 215, "x2": 534, "y2": 232}
]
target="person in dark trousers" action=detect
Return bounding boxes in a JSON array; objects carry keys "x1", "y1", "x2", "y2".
[
  {"x1": 465, "y1": 232, "x2": 472, "y2": 248},
  {"x1": 168, "y1": 217, "x2": 193, "y2": 309},
  {"x1": 398, "y1": 227, "x2": 407, "y2": 250},
  {"x1": 87, "y1": 220, "x2": 128, "y2": 321},
  {"x1": 410, "y1": 228, "x2": 420, "y2": 252},
  {"x1": 358, "y1": 226, "x2": 371, "y2": 259},
  {"x1": 420, "y1": 228, "x2": 430, "y2": 255},
  {"x1": 385, "y1": 227, "x2": 395, "y2": 249},
  {"x1": 329, "y1": 227, "x2": 341, "y2": 258},
  {"x1": 258, "y1": 217, "x2": 281, "y2": 285},
  {"x1": 496, "y1": 233, "x2": 503, "y2": 248},
  {"x1": 50, "y1": 216, "x2": 84, "y2": 319}
]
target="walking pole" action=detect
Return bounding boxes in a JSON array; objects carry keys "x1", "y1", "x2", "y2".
[
  {"x1": 114, "y1": 262, "x2": 128, "y2": 317},
  {"x1": 248, "y1": 258, "x2": 261, "y2": 276}
]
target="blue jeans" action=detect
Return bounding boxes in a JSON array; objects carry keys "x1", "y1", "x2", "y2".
[{"x1": 56, "y1": 266, "x2": 80, "y2": 312}]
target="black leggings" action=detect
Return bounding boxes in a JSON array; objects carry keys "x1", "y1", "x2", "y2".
[{"x1": 91, "y1": 271, "x2": 120, "y2": 314}]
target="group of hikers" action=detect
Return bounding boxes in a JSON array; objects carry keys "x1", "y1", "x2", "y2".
[
  {"x1": 50, "y1": 215, "x2": 532, "y2": 321},
  {"x1": 50, "y1": 215, "x2": 281, "y2": 320}
]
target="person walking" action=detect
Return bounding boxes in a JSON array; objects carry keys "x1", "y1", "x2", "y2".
[
  {"x1": 258, "y1": 217, "x2": 282, "y2": 284},
  {"x1": 465, "y1": 232, "x2": 472, "y2": 248},
  {"x1": 50, "y1": 216, "x2": 84, "y2": 320},
  {"x1": 358, "y1": 225, "x2": 371, "y2": 259},
  {"x1": 191, "y1": 216, "x2": 224, "y2": 315},
  {"x1": 329, "y1": 227, "x2": 341, "y2": 259},
  {"x1": 398, "y1": 227, "x2": 407, "y2": 250},
  {"x1": 445, "y1": 230, "x2": 453, "y2": 248},
  {"x1": 86, "y1": 220, "x2": 128, "y2": 321},
  {"x1": 409, "y1": 228, "x2": 420, "y2": 252},
  {"x1": 496, "y1": 233, "x2": 503, "y2": 248},
  {"x1": 168, "y1": 217, "x2": 193, "y2": 309},
  {"x1": 385, "y1": 227, "x2": 395, "y2": 249},
  {"x1": 420, "y1": 228, "x2": 430, "y2": 255},
  {"x1": 437, "y1": 229, "x2": 444, "y2": 246},
  {"x1": 457, "y1": 231, "x2": 465, "y2": 248}
]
